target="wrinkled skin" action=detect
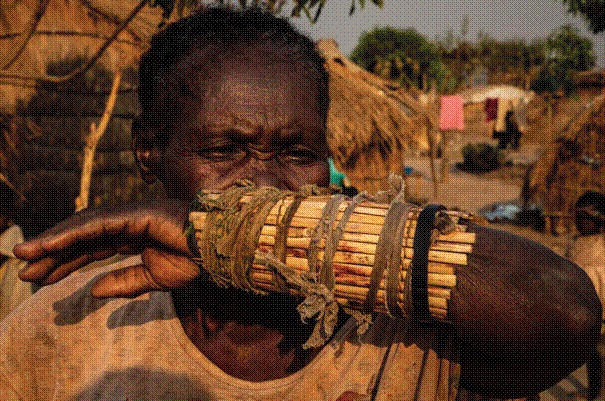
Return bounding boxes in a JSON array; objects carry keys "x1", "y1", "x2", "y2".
[
  {"x1": 15, "y1": 43, "x2": 602, "y2": 396},
  {"x1": 20, "y1": 43, "x2": 332, "y2": 382}
]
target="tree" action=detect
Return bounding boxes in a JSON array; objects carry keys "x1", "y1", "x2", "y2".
[
  {"x1": 531, "y1": 24, "x2": 594, "y2": 139},
  {"x1": 476, "y1": 35, "x2": 545, "y2": 89},
  {"x1": 350, "y1": 26, "x2": 448, "y2": 91},
  {"x1": 531, "y1": 24, "x2": 594, "y2": 97},
  {"x1": 563, "y1": 0, "x2": 605, "y2": 33}
]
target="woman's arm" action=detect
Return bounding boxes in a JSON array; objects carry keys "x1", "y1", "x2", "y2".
[
  {"x1": 14, "y1": 203, "x2": 602, "y2": 397},
  {"x1": 451, "y1": 225, "x2": 601, "y2": 397}
]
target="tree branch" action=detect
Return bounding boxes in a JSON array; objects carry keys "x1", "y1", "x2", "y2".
[
  {"x1": 0, "y1": 0, "x2": 50, "y2": 70},
  {"x1": 75, "y1": 70, "x2": 122, "y2": 212},
  {"x1": 0, "y1": 0, "x2": 146, "y2": 84}
]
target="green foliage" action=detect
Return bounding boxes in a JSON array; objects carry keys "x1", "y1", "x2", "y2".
[
  {"x1": 350, "y1": 26, "x2": 447, "y2": 90},
  {"x1": 530, "y1": 68, "x2": 561, "y2": 95},
  {"x1": 476, "y1": 35, "x2": 545, "y2": 75},
  {"x1": 547, "y1": 24, "x2": 595, "y2": 72},
  {"x1": 145, "y1": 0, "x2": 382, "y2": 23},
  {"x1": 458, "y1": 143, "x2": 504, "y2": 173},
  {"x1": 531, "y1": 24, "x2": 594, "y2": 96},
  {"x1": 563, "y1": 0, "x2": 605, "y2": 33}
]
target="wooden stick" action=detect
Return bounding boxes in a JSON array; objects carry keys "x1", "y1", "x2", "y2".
[
  {"x1": 250, "y1": 271, "x2": 448, "y2": 310},
  {"x1": 250, "y1": 266, "x2": 453, "y2": 297},
  {"x1": 196, "y1": 232, "x2": 472, "y2": 266},
  {"x1": 251, "y1": 261, "x2": 457, "y2": 288},
  {"x1": 192, "y1": 211, "x2": 459, "y2": 233},
  {"x1": 251, "y1": 244, "x2": 459, "y2": 275},
  {"x1": 248, "y1": 277, "x2": 449, "y2": 319},
  {"x1": 75, "y1": 70, "x2": 122, "y2": 212},
  {"x1": 240, "y1": 273, "x2": 449, "y2": 319},
  {"x1": 190, "y1": 212, "x2": 476, "y2": 244},
  {"x1": 259, "y1": 225, "x2": 475, "y2": 245},
  {"x1": 253, "y1": 244, "x2": 466, "y2": 268},
  {"x1": 255, "y1": 234, "x2": 473, "y2": 254},
  {"x1": 333, "y1": 297, "x2": 448, "y2": 319}
]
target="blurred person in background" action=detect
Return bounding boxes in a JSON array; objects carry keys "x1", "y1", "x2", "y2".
[{"x1": 567, "y1": 191, "x2": 605, "y2": 400}]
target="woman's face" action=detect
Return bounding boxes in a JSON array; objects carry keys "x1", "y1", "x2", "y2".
[{"x1": 136, "y1": 44, "x2": 330, "y2": 201}]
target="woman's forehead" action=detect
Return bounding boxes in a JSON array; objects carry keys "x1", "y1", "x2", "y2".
[
  {"x1": 194, "y1": 61, "x2": 322, "y2": 130},
  {"x1": 157, "y1": 43, "x2": 327, "y2": 143}
]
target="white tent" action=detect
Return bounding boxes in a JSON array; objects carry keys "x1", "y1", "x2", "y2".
[{"x1": 458, "y1": 85, "x2": 535, "y2": 105}]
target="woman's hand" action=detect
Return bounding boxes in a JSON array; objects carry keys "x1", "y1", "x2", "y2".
[{"x1": 15, "y1": 199, "x2": 200, "y2": 298}]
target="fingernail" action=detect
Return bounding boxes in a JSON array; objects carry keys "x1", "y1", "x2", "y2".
[{"x1": 18, "y1": 265, "x2": 31, "y2": 279}]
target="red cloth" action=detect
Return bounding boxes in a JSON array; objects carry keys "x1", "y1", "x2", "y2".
[
  {"x1": 439, "y1": 95, "x2": 465, "y2": 131},
  {"x1": 484, "y1": 97, "x2": 498, "y2": 122}
]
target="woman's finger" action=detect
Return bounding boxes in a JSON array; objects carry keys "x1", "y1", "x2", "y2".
[
  {"x1": 14, "y1": 199, "x2": 190, "y2": 262},
  {"x1": 91, "y1": 248, "x2": 200, "y2": 298},
  {"x1": 91, "y1": 264, "x2": 164, "y2": 298},
  {"x1": 18, "y1": 234, "x2": 144, "y2": 283}
]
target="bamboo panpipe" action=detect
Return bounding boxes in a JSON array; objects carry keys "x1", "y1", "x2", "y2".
[
  {"x1": 191, "y1": 214, "x2": 476, "y2": 244},
  {"x1": 190, "y1": 190, "x2": 476, "y2": 322},
  {"x1": 245, "y1": 268, "x2": 448, "y2": 319}
]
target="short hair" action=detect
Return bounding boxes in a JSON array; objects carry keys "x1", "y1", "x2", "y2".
[{"x1": 138, "y1": 7, "x2": 329, "y2": 143}]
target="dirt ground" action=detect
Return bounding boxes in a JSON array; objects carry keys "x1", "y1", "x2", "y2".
[
  {"x1": 402, "y1": 132, "x2": 591, "y2": 400},
  {"x1": 403, "y1": 132, "x2": 569, "y2": 250}
]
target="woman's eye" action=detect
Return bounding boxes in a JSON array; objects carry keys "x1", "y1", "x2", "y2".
[
  {"x1": 281, "y1": 147, "x2": 320, "y2": 164},
  {"x1": 199, "y1": 144, "x2": 244, "y2": 161}
]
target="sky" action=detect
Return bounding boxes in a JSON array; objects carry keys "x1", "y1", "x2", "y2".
[{"x1": 291, "y1": 0, "x2": 605, "y2": 66}]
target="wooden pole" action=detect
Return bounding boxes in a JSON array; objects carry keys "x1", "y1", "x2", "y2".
[
  {"x1": 420, "y1": 90, "x2": 439, "y2": 200},
  {"x1": 75, "y1": 70, "x2": 122, "y2": 212},
  {"x1": 428, "y1": 124, "x2": 440, "y2": 200},
  {"x1": 439, "y1": 129, "x2": 449, "y2": 184},
  {"x1": 547, "y1": 95, "x2": 553, "y2": 144}
]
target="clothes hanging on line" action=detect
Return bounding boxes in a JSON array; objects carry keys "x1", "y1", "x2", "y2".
[
  {"x1": 439, "y1": 95, "x2": 465, "y2": 131},
  {"x1": 484, "y1": 97, "x2": 498, "y2": 122}
]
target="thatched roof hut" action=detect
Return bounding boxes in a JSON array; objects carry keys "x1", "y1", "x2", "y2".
[
  {"x1": 316, "y1": 39, "x2": 437, "y2": 194},
  {"x1": 524, "y1": 95, "x2": 605, "y2": 233},
  {"x1": 0, "y1": 0, "x2": 166, "y2": 236},
  {"x1": 0, "y1": 0, "x2": 164, "y2": 113}
]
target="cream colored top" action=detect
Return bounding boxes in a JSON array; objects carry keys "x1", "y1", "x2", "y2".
[
  {"x1": 566, "y1": 234, "x2": 605, "y2": 320},
  {"x1": 0, "y1": 225, "x2": 33, "y2": 321},
  {"x1": 0, "y1": 255, "x2": 456, "y2": 401}
]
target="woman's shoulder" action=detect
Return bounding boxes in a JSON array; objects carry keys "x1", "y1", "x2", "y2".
[{"x1": 0, "y1": 255, "x2": 147, "y2": 332}]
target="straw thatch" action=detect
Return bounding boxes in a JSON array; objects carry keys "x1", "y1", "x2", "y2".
[
  {"x1": 0, "y1": 0, "x2": 164, "y2": 113},
  {"x1": 524, "y1": 95, "x2": 605, "y2": 233},
  {"x1": 316, "y1": 39, "x2": 438, "y2": 194},
  {"x1": 0, "y1": 0, "x2": 169, "y2": 236}
]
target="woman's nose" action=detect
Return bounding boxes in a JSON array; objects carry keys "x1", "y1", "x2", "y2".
[
  {"x1": 248, "y1": 171, "x2": 285, "y2": 189},
  {"x1": 241, "y1": 158, "x2": 287, "y2": 189}
]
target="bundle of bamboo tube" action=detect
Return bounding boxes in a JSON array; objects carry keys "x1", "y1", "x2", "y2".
[{"x1": 189, "y1": 190, "x2": 475, "y2": 322}]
